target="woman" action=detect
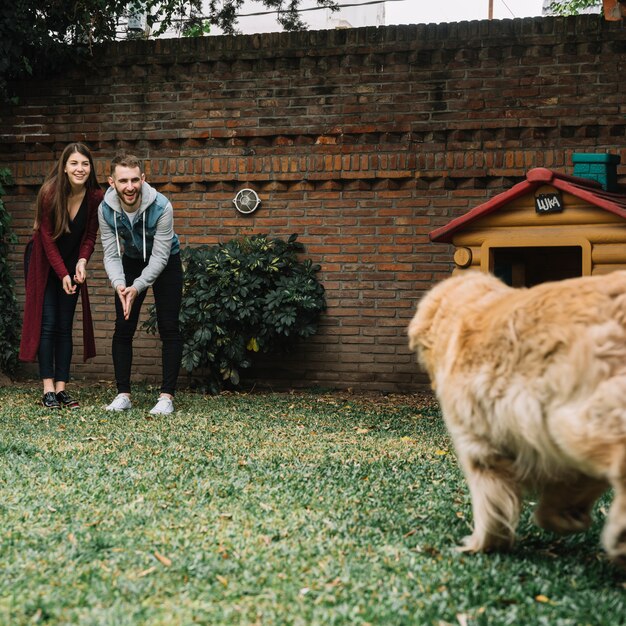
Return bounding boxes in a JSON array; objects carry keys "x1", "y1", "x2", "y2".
[{"x1": 19, "y1": 143, "x2": 103, "y2": 409}]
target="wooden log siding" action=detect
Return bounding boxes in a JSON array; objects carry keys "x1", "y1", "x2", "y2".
[
  {"x1": 591, "y1": 243, "x2": 626, "y2": 264},
  {"x1": 452, "y1": 225, "x2": 626, "y2": 248}
]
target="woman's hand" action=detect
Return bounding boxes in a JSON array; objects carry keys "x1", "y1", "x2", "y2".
[
  {"x1": 62, "y1": 275, "x2": 77, "y2": 295},
  {"x1": 74, "y1": 259, "x2": 87, "y2": 284}
]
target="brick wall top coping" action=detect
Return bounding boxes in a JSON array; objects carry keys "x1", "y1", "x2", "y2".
[{"x1": 90, "y1": 14, "x2": 619, "y2": 65}]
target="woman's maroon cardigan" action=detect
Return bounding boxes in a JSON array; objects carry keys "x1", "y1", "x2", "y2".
[{"x1": 19, "y1": 188, "x2": 104, "y2": 363}]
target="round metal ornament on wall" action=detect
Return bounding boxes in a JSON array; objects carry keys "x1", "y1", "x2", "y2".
[{"x1": 233, "y1": 188, "x2": 261, "y2": 215}]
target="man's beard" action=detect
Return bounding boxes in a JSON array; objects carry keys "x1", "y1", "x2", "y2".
[{"x1": 118, "y1": 190, "x2": 141, "y2": 210}]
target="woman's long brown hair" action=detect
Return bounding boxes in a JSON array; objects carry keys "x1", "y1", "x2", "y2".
[{"x1": 34, "y1": 143, "x2": 100, "y2": 240}]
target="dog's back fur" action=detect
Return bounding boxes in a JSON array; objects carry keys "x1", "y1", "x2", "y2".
[{"x1": 408, "y1": 271, "x2": 626, "y2": 565}]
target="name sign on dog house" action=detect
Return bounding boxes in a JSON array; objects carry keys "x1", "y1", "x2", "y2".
[{"x1": 535, "y1": 192, "x2": 563, "y2": 214}]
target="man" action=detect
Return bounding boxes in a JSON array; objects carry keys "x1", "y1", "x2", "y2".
[{"x1": 98, "y1": 154, "x2": 183, "y2": 415}]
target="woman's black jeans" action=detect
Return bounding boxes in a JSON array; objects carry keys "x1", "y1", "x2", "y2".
[
  {"x1": 38, "y1": 272, "x2": 79, "y2": 382},
  {"x1": 112, "y1": 253, "x2": 183, "y2": 396}
]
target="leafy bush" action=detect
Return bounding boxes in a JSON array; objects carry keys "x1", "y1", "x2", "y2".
[
  {"x1": 0, "y1": 169, "x2": 20, "y2": 376},
  {"x1": 145, "y1": 233, "x2": 326, "y2": 393}
]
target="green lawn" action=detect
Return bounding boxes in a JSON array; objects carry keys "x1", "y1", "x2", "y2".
[{"x1": 0, "y1": 384, "x2": 624, "y2": 625}]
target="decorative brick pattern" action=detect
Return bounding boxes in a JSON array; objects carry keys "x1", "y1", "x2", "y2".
[{"x1": 1, "y1": 15, "x2": 625, "y2": 391}]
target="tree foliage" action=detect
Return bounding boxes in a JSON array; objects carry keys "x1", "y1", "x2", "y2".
[
  {"x1": 0, "y1": 0, "x2": 338, "y2": 101},
  {"x1": 548, "y1": 0, "x2": 602, "y2": 15},
  {"x1": 207, "y1": 0, "x2": 337, "y2": 33}
]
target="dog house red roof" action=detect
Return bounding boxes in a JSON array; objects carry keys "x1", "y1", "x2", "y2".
[{"x1": 430, "y1": 167, "x2": 626, "y2": 243}]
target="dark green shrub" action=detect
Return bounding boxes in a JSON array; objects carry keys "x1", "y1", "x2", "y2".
[
  {"x1": 145, "y1": 233, "x2": 326, "y2": 393},
  {"x1": 0, "y1": 169, "x2": 20, "y2": 376}
]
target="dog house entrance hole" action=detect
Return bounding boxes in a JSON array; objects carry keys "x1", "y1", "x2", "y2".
[{"x1": 492, "y1": 246, "x2": 582, "y2": 288}]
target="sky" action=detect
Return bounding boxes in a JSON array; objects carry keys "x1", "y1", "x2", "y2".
[
  {"x1": 204, "y1": 0, "x2": 552, "y2": 36},
  {"x1": 384, "y1": 0, "x2": 546, "y2": 24}
]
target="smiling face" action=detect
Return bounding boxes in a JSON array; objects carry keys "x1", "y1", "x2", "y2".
[
  {"x1": 109, "y1": 164, "x2": 145, "y2": 210},
  {"x1": 64, "y1": 151, "x2": 92, "y2": 191}
]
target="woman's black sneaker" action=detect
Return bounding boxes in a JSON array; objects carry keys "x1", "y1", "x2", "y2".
[
  {"x1": 42, "y1": 392, "x2": 61, "y2": 409},
  {"x1": 56, "y1": 391, "x2": 79, "y2": 409}
]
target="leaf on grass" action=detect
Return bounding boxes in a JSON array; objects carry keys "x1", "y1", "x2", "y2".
[
  {"x1": 216, "y1": 574, "x2": 228, "y2": 587},
  {"x1": 435, "y1": 449, "x2": 447, "y2": 456},
  {"x1": 137, "y1": 566, "x2": 157, "y2": 578},
  {"x1": 422, "y1": 545, "x2": 441, "y2": 557},
  {"x1": 538, "y1": 548, "x2": 559, "y2": 559},
  {"x1": 535, "y1": 594, "x2": 550, "y2": 603},
  {"x1": 154, "y1": 551, "x2": 172, "y2": 567}
]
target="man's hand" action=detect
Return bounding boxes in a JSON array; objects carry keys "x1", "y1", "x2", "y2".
[{"x1": 117, "y1": 285, "x2": 138, "y2": 320}]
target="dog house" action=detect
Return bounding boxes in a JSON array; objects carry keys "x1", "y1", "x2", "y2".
[{"x1": 430, "y1": 154, "x2": 626, "y2": 287}]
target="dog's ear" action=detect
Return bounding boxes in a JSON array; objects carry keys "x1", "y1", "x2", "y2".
[
  {"x1": 407, "y1": 287, "x2": 443, "y2": 354},
  {"x1": 408, "y1": 272, "x2": 500, "y2": 355}
]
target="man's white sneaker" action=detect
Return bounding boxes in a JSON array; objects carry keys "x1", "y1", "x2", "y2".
[
  {"x1": 106, "y1": 394, "x2": 132, "y2": 411},
  {"x1": 149, "y1": 396, "x2": 174, "y2": 415}
]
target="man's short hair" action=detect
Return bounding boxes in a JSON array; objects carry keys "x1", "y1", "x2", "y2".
[{"x1": 110, "y1": 153, "x2": 143, "y2": 175}]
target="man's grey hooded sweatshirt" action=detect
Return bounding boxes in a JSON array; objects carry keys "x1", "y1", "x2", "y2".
[{"x1": 98, "y1": 182, "x2": 180, "y2": 294}]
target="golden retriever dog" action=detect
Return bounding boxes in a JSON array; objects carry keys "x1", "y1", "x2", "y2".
[{"x1": 407, "y1": 270, "x2": 626, "y2": 566}]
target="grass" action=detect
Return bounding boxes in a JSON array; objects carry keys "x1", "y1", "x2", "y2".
[{"x1": 0, "y1": 384, "x2": 624, "y2": 626}]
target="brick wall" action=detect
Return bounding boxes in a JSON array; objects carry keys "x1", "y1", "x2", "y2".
[{"x1": 1, "y1": 15, "x2": 625, "y2": 392}]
